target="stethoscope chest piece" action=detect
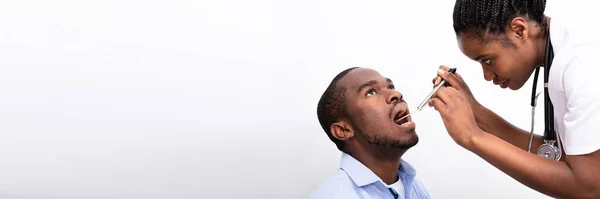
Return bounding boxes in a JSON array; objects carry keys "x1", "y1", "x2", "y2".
[{"x1": 538, "y1": 141, "x2": 561, "y2": 160}]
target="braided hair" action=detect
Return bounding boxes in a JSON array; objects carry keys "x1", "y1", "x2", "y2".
[{"x1": 453, "y1": 0, "x2": 547, "y2": 40}]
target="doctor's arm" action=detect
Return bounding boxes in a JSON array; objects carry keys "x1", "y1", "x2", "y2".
[
  {"x1": 434, "y1": 66, "x2": 556, "y2": 157},
  {"x1": 468, "y1": 128, "x2": 600, "y2": 199},
  {"x1": 429, "y1": 83, "x2": 600, "y2": 199},
  {"x1": 470, "y1": 102, "x2": 562, "y2": 159}
]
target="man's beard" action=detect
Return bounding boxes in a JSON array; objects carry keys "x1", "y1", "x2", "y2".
[
  {"x1": 348, "y1": 117, "x2": 418, "y2": 151},
  {"x1": 365, "y1": 133, "x2": 419, "y2": 150}
]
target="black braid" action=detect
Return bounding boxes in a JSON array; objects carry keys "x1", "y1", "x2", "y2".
[{"x1": 453, "y1": 0, "x2": 547, "y2": 39}]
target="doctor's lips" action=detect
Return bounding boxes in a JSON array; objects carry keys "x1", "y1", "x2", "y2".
[{"x1": 494, "y1": 79, "x2": 510, "y2": 88}]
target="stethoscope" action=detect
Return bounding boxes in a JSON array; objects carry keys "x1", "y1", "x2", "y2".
[{"x1": 526, "y1": 32, "x2": 562, "y2": 161}]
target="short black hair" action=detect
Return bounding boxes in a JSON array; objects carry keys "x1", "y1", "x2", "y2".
[
  {"x1": 317, "y1": 67, "x2": 358, "y2": 151},
  {"x1": 452, "y1": 0, "x2": 547, "y2": 40}
]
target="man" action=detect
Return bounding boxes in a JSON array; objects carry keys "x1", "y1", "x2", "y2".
[{"x1": 309, "y1": 67, "x2": 431, "y2": 199}]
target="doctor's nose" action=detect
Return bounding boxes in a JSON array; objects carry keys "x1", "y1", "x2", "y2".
[{"x1": 482, "y1": 65, "x2": 496, "y2": 81}]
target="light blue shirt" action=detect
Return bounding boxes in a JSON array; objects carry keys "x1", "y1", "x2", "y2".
[{"x1": 309, "y1": 153, "x2": 431, "y2": 199}]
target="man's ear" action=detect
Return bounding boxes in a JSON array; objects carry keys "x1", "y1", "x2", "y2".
[
  {"x1": 330, "y1": 121, "x2": 354, "y2": 141},
  {"x1": 508, "y1": 17, "x2": 529, "y2": 40}
]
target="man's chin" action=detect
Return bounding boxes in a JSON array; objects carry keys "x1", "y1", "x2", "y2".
[
  {"x1": 401, "y1": 128, "x2": 417, "y2": 135},
  {"x1": 369, "y1": 135, "x2": 419, "y2": 150},
  {"x1": 394, "y1": 136, "x2": 419, "y2": 150}
]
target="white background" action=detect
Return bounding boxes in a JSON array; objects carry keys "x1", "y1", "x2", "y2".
[{"x1": 0, "y1": 0, "x2": 596, "y2": 198}]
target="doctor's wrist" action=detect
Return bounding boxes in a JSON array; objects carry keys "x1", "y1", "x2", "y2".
[
  {"x1": 471, "y1": 101, "x2": 484, "y2": 114},
  {"x1": 463, "y1": 128, "x2": 487, "y2": 151},
  {"x1": 472, "y1": 103, "x2": 488, "y2": 125}
]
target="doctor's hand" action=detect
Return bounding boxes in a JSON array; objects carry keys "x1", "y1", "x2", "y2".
[
  {"x1": 428, "y1": 86, "x2": 484, "y2": 148},
  {"x1": 432, "y1": 65, "x2": 481, "y2": 110}
]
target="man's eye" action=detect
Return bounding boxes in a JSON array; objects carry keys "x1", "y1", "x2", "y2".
[
  {"x1": 366, "y1": 89, "x2": 376, "y2": 96},
  {"x1": 388, "y1": 85, "x2": 395, "y2": 90},
  {"x1": 483, "y1": 59, "x2": 491, "y2": 65}
]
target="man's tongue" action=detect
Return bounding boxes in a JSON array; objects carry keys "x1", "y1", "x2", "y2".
[{"x1": 395, "y1": 117, "x2": 407, "y2": 125}]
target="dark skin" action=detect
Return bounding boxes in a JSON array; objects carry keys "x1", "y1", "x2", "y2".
[
  {"x1": 330, "y1": 68, "x2": 418, "y2": 185},
  {"x1": 431, "y1": 16, "x2": 600, "y2": 198}
]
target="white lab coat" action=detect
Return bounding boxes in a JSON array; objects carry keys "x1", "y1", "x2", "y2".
[{"x1": 547, "y1": 13, "x2": 600, "y2": 155}]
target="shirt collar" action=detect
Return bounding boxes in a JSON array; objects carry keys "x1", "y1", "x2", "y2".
[
  {"x1": 339, "y1": 152, "x2": 417, "y2": 187},
  {"x1": 549, "y1": 15, "x2": 567, "y2": 54}
]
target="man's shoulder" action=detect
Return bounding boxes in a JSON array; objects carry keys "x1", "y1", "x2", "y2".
[
  {"x1": 308, "y1": 169, "x2": 361, "y2": 199},
  {"x1": 410, "y1": 177, "x2": 432, "y2": 198}
]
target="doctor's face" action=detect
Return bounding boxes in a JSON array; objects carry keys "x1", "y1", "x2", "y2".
[
  {"x1": 338, "y1": 68, "x2": 418, "y2": 150},
  {"x1": 456, "y1": 32, "x2": 540, "y2": 90}
]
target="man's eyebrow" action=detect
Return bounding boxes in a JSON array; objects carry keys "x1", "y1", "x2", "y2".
[
  {"x1": 386, "y1": 78, "x2": 393, "y2": 84},
  {"x1": 357, "y1": 80, "x2": 377, "y2": 93}
]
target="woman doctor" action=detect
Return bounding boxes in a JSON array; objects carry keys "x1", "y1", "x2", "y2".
[{"x1": 429, "y1": 0, "x2": 600, "y2": 198}]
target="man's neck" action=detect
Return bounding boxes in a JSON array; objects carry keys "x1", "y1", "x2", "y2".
[{"x1": 348, "y1": 148, "x2": 405, "y2": 185}]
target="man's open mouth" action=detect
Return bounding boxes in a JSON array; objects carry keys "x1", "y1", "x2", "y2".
[{"x1": 393, "y1": 108, "x2": 409, "y2": 125}]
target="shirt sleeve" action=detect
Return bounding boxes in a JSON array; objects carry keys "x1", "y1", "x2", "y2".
[{"x1": 561, "y1": 46, "x2": 600, "y2": 155}]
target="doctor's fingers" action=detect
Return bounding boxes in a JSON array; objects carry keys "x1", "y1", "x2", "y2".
[
  {"x1": 429, "y1": 87, "x2": 459, "y2": 115},
  {"x1": 431, "y1": 87, "x2": 454, "y2": 106},
  {"x1": 433, "y1": 65, "x2": 465, "y2": 87},
  {"x1": 439, "y1": 65, "x2": 465, "y2": 80},
  {"x1": 428, "y1": 98, "x2": 447, "y2": 113},
  {"x1": 434, "y1": 87, "x2": 467, "y2": 107},
  {"x1": 434, "y1": 70, "x2": 467, "y2": 92}
]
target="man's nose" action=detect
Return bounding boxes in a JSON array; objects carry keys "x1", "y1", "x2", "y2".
[
  {"x1": 387, "y1": 90, "x2": 403, "y2": 104},
  {"x1": 482, "y1": 65, "x2": 496, "y2": 81}
]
